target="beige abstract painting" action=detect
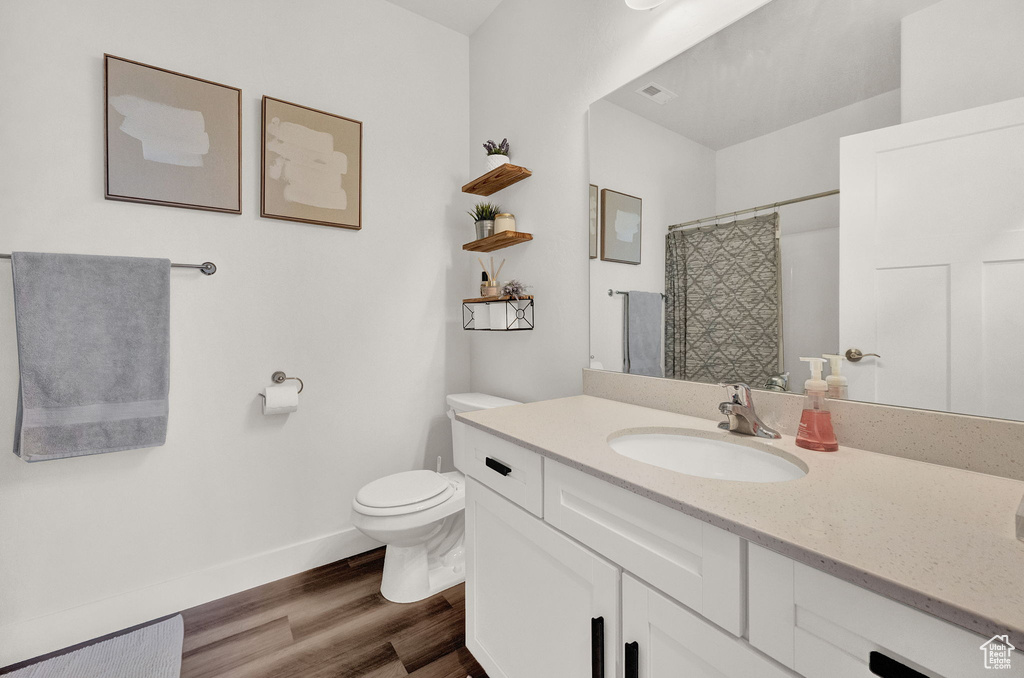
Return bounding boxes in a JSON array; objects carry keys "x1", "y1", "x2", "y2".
[
  {"x1": 601, "y1": 189, "x2": 642, "y2": 265},
  {"x1": 104, "y1": 55, "x2": 241, "y2": 213},
  {"x1": 261, "y1": 97, "x2": 362, "y2": 230}
]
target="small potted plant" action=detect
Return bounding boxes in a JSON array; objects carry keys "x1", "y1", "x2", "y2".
[
  {"x1": 468, "y1": 202, "x2": 501, "y2": 239},
  {"x1": 483, "y1": 138, "x2": 510, "y2": 172},
  {"x1": 501, "y1": 279, "x2": 530, "y2": 300}
]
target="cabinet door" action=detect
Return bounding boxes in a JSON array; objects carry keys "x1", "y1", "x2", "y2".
[
  {"x1": 622, "y1": 574, "x2": 795, "y2": 678},
  {"x1": 466, "y1": 478, "x2": 620, "y2": 678}
]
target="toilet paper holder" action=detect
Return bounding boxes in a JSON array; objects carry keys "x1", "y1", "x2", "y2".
[{"x1": 257, "y1": 370, "x2": 304, "y2": 400}]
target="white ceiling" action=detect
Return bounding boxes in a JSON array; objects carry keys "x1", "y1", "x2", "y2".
[
  {"x1": 603, "y1": 0, "x2": 940, "y2": 150},
  {"x1": 383, "y1": 0, "x2": 504, "y2": 36}
]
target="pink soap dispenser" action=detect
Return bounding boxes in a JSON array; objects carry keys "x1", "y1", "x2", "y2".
[{"x1": 795, "y1": 357, "x2": 838, "y2": 452}]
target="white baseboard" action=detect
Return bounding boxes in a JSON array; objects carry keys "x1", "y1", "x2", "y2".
[{"x1": 0, "y1": 527, "x2": 381, "y2": 668}]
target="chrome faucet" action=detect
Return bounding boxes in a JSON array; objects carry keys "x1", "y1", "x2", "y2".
[{"x1": 718, "y1": 383, "x2": 781, "y2": 439}]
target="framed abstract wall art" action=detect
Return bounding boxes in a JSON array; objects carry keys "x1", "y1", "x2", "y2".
[
  {"x1": 261, "y1": 96, "x2": 363, "y2": 230},
  {"x1": 600, "y1": 189, "x2": 642, "y2": 265},
  {"x1": 104, "y1": 54, "x2": 241, "y2": 213},
  {"x1": 589, "y1": 184, "x2": 599, "y2": 259}
]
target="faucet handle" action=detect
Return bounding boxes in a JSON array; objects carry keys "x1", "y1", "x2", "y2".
[{"x1": 719, "y1": 382, "x2": 752, "y2": 406}]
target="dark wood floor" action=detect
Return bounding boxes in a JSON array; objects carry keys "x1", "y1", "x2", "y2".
[{"x1": 180, "y1": 548, "x2": 488, "y2": 678}]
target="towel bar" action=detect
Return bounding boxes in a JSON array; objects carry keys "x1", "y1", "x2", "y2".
[
  {"x1": 608, "y1": 289, "x2": 666, "y2": 299},
  {"x1": 0, "y1": 253, "x2": 216, "y2": 275}
]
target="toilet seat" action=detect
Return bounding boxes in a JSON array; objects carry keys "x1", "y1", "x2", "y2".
[{"x1": 354, "y1": 470, "x2": 456, "y2": 517}]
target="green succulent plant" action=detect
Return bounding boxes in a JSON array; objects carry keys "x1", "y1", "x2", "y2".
[{"x1": 468, "y1": 202, "x2": 502, "y2": 222}]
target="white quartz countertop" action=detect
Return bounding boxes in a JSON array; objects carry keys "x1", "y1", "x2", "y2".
[{"x1": 457, "y1": 395, "x2": 1024, "y2": 645}]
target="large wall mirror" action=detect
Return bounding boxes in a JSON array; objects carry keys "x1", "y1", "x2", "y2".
[{"x1": 588, "y1": 0, "x2": 1024, "y2": 421}]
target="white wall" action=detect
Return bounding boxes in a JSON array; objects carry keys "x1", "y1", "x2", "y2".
[
  {"x1": 467, "y1": 0, "x2": 774, "y2": 403},
  {"x1": 715, "y1": 91, "x2": 901, "y2": 234},
  {"x1": 0, "y1": 0, "x2": 469, "y2": 665},
  {"x1": 902, "y1": 0, "x2": 1024, "y2": 123},
  {"x1": 715, "y1": 90, "x2": 901, "y2": 388},
  {"x1": 588, "y1": 100, "x2": 716, "y2": 373}
]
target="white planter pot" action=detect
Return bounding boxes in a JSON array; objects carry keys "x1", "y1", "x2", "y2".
[{"x1": 486, "y1": 154, "x2": 510, "y2": 172}]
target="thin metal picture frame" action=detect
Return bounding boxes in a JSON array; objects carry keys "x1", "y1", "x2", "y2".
[
  {"x1": 260, "y1": 96, "x2": 363, "y2": 230},
  {"x1": 600, "y1": 188, "x2": 642, "y2": 265},
  {"x1": 590, "y1": 183, "x2": 599, "y2": 259},
  {"x1": 103, "y1": 54, "x2": 242, "y2": 214}
]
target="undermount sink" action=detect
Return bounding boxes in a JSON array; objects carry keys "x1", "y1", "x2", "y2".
[{"x1": 608, "y1": 430, "x2": 806, "y2": 483}]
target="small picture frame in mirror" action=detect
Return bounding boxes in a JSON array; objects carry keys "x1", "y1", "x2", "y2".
[
  {"x1": 600, "y1": 189, "x2": 641, "y2": 265},
  {"x1": 589, "y1": 184, "x2": 599, "y2": 259}
]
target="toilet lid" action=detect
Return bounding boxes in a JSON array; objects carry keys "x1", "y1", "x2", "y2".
[{"x1": 356, "y1": 470, "x2": 451, "y2": 509}]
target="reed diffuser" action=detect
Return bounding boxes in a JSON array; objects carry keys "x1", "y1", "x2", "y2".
[{"x1": 478, "y1": 257, "x2": 505, "y2": 297}]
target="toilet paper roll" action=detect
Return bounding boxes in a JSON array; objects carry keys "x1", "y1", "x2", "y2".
[
  {"x1": 489, "y1": 303, "x2": 508, "y2": 330},
  {"x1": 470, "y1": 303, "x2": 489, "y2": 330},
  {"x1": 262, "y1": 382, "x2": 299, "y2": 415}
]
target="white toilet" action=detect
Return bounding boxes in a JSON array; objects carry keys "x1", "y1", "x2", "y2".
[{"x1": 351, "y1": 392, "x2": 520, "y2": 603}]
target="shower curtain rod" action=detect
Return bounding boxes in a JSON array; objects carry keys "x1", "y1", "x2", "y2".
[{"x1": 668, "y1": 189, "x2": 839, "y2": 231}]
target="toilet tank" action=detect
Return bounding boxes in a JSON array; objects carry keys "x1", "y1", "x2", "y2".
[
  {"x1": 447, "y1": 392, "x2": 521, "y2": 473},
  {"x1": 446, "y1": 392, "x2": 521, "y2": 415}
]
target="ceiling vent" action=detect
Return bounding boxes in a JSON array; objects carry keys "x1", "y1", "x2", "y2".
[{"x1": 635, "y1": 81, "x2": 677, "y2": 105}]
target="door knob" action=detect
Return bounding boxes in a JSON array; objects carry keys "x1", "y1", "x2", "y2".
[{"x1": 845, "y1": 348, "x2": 880, "y2": 362}]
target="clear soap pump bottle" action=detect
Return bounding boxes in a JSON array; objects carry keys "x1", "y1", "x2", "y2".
[
  {"x1": 823, "y1": 353, "x2": 848, "y2": 399},
  {"x1": 796, "y1": 357, "x2": 839, "y2": 452}
]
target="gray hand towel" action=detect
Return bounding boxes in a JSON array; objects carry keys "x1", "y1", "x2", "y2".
[
  {"x1": 11, "y1": 252, "x2": 171, "y2": 461},
  {"x1": 626, "y1": 291, "x2": 663, "y2": 378}
]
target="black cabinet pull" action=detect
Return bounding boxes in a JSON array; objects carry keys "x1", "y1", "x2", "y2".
[
  {"x1": 869, "y1": 651, "x2": 927, "y2": 678},
  {"x1": 485, "y1": 457, "x2": 512, "y2": 476},
  {"x1": 625, "y1": 641, "x2": 639, "y2": 678},
  {"x1": 591, "y1": 617, "x2": 604, "y2": 678}
]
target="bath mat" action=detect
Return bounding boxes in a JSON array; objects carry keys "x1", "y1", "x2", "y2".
[{"x1": 7, "y1": 615, "x2": 183, "y2": 677}]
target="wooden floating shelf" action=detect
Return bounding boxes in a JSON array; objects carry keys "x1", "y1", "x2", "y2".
[
  {"x1": 463, "y1": 231, "x2": 533, "y2": 253},
  {"x1": 462, "y1": 294, "x2": 534, "y2": 303},
  {"x1": 462, "y1": 164, "x2": 532, "y2": 196}
]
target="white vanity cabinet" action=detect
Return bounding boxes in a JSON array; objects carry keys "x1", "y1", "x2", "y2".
[
  {"x1": 623, "y1": 573, "x2": 794, "y2": 678},
  {"x1": 748, "y1": 544, "x2": 1022, "y2": 678},
  {"x1": 460, "y1": 428, "x2": 759, "y2": 678},
  {"x1": 465, "y1": 478, "x2": 620, "y2": 678},
  {"x1": 460, "y1": 426, "x2": 1013, "y2": 678}
]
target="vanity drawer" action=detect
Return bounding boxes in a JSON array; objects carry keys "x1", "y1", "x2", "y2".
[
  {"x1": 455, "y1": 423, "x2": 543, "y2": 517},
  {"x1": 543, "y1": 460, "x2": 744, "y2": 636},
  {"x1": 748, "y1": 544, "x2": 1012, "y2": 677}
]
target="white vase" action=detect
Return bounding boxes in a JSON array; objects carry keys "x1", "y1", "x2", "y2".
[{"x1": 486, "y1": 154, "x2": 510, "y2": 172}]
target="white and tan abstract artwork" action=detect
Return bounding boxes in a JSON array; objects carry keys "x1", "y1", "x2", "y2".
[
  {"x1": 261, "y1": 97, "x2": 362, "y2": 229},
  {"x1": 600, "y1": 189, "x2": 642, "y2": 265},
  {"x1": 104, "y1": 55, "x2": 241, "y2": 213}
]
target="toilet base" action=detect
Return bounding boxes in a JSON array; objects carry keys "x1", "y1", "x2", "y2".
[{"x1": 379, "y1": 512, "x2": 465, "y2": 603}]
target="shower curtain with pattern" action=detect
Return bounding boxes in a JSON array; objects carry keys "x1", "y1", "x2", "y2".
[{"x1": 664, "y1": 212, "x2": 783, "y2": 385}]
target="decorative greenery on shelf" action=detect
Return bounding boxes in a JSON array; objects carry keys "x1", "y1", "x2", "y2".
[
  {"x1": 468, "y1": 202, "x2": 502, "y2": 222},
  {"x1": 501, "y1": 279, "x2": 530, "y2": 299},
  {"x1": 483, "y1": 138, "x2": 510, "y2": 156}
]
